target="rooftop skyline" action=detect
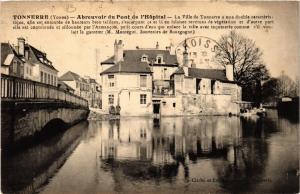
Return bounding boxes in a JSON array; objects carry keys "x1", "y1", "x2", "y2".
[{"x1": 1, "y1": 1, "x2": 298, "y2": 79}]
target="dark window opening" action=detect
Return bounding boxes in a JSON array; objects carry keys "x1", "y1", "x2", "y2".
[{"x1": 211, "y1": 80, "x2": 216, "y2": 94}]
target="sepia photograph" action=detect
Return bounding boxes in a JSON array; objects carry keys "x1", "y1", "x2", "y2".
[{"x1": 0, "y1": 1, "x2": 299, "y2": 193}]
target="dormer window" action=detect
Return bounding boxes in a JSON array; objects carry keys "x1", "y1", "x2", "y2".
[
  {"x1": 156, "y1": 54, "x2": 164, "y2": 64},
  {"x1": 141, "y1": 54, "x2": 148, "y2": 62}
]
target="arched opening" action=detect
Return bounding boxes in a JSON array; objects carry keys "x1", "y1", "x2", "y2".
[{"x1": 37, "y1": 118, "x2": 69, "y2": 140}]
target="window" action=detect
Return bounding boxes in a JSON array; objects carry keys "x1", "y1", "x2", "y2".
[
  {"x1": 140, "y1": 94, "x2": 146, "y2": 104},
  {"x1": 47, "y1": 74, "x2": 50, "y2": 84},
  {"x1": 141, "y1": 55, "x2": 148, "y2": 62},
  {"x1": 44, "y1": 73, "x2": 47, "y2": 83},
  {"x1": 108, "y1": 94, "x2": 114, "y2": 105},
  {"x1": 156, "y1": 55, "x2": 163, "y2": 64},
  {"x1": 140, "y1": 75, "x2": 147, "y2": 87},
  {"x1": 76, "y1": 82, "x2": 79, "y2": 88},
  {"x1": 13, "y1": 61, "x2": 17, "y2": 73},
  {"x1": 41, "y1": 72, "x2": 44, "y2": 82},
  {"x1": 140, "y1": 128, "x2": 147, "y2": 139},
  {"x1": 211, "y1": 80, "x2": 216, "y2": 94},
  {"x1": 157, "y1": 57, "x2": 162, "y2": 64},
  {"x1": 163, "y1": 68, "x2": 167, "y2": 79},
  {"x1": 108, "y1": 75, "x2": 115, "y2": 87},
  {"x1": 50, "y1": 75, "x2": 53, "y2": 85},
  {"x1": 173, "y1": 103, "x2": 176, "y2": 108}
]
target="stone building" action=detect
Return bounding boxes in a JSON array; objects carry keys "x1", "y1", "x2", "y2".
[
  {"x1": 1, "y1": 42, "x2": 25, "y2": 77},
  {"x1": 100, "y1": 40, "x2": 241, "y2": 116},
  {"x1": 59, "y1": 71, "x2": 90, "y2": 97},
  {"x1": 1, "y1": 37, "x2": 58, "y2": 86},
  {"x1": 59, "y1": 71, "x2": 101, "y2": 107}
]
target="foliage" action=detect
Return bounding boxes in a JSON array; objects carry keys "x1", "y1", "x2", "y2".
[
  {"x1": 262, "y1": 72, "x2": 299, "y2": 103},
  {"x1": 215, "y1": 31, "x2": 270, "y2": 101},
  {"x1": 215, "y1": 31, "x2": 270, "y2": 83}
]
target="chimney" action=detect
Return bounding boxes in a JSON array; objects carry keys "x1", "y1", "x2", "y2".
[
  {"x1": 17, "y1": 37, "x2": 25, "y2": 56},
  {"x1": 183, "y1": 66, "x2": 189, "y2": 76},
  {"x1": 25, "y1": 49, "x2": 29, "y2": 60},
  {"x1": 183, "y1": 51, "x2": 189, "y2": 67},
  {"x1": 226, "y1": 63, "x2": 234, "y2": 81},
  {"x1": 114, "y1": 40, "x2": 124, "y2": 63},
  {"x1": 182, "y1": 39, "x2": 189, "y2": 67},
  {"x1": 191, "y1": 59, "x2": 196, "y2": 68},
  {"x1": 156, "y1": 42, "x2": 159, "y2": 49}
]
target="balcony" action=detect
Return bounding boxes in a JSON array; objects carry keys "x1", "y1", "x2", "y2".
[{"x1": 152, "y1": 80, "x2": 174, "y2": 97}]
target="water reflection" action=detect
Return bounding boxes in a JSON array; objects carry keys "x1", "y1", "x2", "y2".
[
  {"x1": 1, "y1": 121, "x2": 89, "y2": 194},
  {"x1": 2, "y1": 110, "x2": 299, "y2": 193},
  {"x1": 100, "y1": 117, "x2": 240, "y2": 187},
  {"x1": 99, "y1": 114, "x2": 298, "y2": 193}
]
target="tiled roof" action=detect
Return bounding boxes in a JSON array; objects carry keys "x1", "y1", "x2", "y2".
[
  {"x1": 188, "y1": 68, "x2": 234, "y2": 82},
  {"x1": 59, "y1": 71, "x2": 88, "y2": 83},
  {"x1": 1, "y1": 43, "x2": 23, "y2": 65},
  {"x1": 28, "y1": 44, "x2": 57, "y2": 71},
  {"x1": 100, "y1": 61, "x2": 152, "y2": 75},
  {"x1": 101, "y1": 49, "x2": 178, "y2": 65},
  {"x1": 1, "y1": 43, "x2": 12, "y2": 65},
  {"x1": 89, "y1": 78, "x2": 97, "y2": 84},
  {"x1": 58, "y1": 81, "x2": 75, "y2": 92}
]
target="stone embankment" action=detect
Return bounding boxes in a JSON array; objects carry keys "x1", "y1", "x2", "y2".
[{"x1": 88, "y1": 108, "x2": 120, "y2": 120}]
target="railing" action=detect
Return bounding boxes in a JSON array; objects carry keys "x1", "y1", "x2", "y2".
[{"x1": 1, "y1": 74, "x2": 88, "y2": 108}]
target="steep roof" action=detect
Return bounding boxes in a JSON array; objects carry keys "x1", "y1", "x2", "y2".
[
  {"x1": 101, "y1": 49, "x2": 178, "y2": 65},
  {"x1": 27, "y1": 44, "x2": 58, "y2": 71},
  {"x1": 100, "y1": 61, "x2": 152, "y2": 75},
  {"x1": 58, "y1": 81, "x2": 75, "y2": 92},
  {"x1": 188, "y1": 68, "x2": 235, "y2": 82},
  {"x1": 1, "y1": 43, "x2": 23, "y2": 65},
  {"x1": 59, "y1": 71, "x2": 87, "y2": 83},
  {"x1": 89, "y1": 78, "x2": 97, "y2": 84}
]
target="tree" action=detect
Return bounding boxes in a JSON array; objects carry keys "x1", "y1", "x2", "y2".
[
  {"x1": 277, "y1": 71, "x2": 299, "y2": 97},
  {"x1": 262, "y1": 73, "x2": 299, "y2": 104},
  {"x1": 215, "y1": 31, "x2": 270, "y2": 101}
]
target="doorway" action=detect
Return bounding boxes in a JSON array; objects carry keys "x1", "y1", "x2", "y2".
[{"x1": 153, "y1": 100, "x2": 160, "y2": 114}]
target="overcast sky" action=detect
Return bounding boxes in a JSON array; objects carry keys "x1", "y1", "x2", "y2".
[{"x1": 1, "y1": 1, "x2": 299, "y2": 80}]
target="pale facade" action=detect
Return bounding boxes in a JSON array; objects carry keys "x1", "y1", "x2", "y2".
[
  {"x1": 100, "y1": 40, "x2": 242, "y2": 116},
  {"x1": 101, "y1": 72, "x2": 153, "y2": 116},
  {"x1": 1, "y1": 38, "x2": 59, "y2": 85}
]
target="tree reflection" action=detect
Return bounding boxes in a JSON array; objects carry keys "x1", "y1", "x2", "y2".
[
  {"x1": 99, "y1": 113, "x2": 298, "y2": 193},
  {"x1": 100, "y1": 117, "x2": 243, "y2": 185}
]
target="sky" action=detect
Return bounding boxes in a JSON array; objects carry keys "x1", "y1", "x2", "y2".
[{"x1": 0, "y1": 1, "x2": 299, "y2": 80}]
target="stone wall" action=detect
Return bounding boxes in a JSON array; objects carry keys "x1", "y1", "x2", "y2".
[
  {"x1": 160, "y1": 94, "x2": 240, "y2": 116},
  {"x1": 1, "y1": 101, "x2": 89, "y2": 148}
]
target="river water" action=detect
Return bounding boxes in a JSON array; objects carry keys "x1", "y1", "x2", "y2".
[{"x1": 2, "y1": 109, "x2": 299, "y2": 193}]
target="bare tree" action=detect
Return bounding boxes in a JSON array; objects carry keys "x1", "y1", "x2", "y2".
[
  {"x1": 277, "y1": 71, "x2": 299, "y2": 97},
  {"x1": 215, "y1": 31, "x2": 269, "y2": 85}
]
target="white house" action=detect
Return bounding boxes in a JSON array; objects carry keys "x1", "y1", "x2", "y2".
[{"x1": 100, "y1": 40, "x2": 242, "y2": 116}]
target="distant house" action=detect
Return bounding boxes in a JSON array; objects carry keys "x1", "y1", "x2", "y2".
[
  {"x1": 1, "y1": 37, "x2": 58, "y2": 86},
  {"x1": 57, "y1": 80, "x2": 75, "y2": 93},
  {"x1": 99, "y1": 40, "x2": 242, "y2": 116},
  {"x1": 84, "y1": 76, "x2": 102, "y2": 108},
  {"x1": 59, "y1": 71, "x2": 90, "y2": 97}
]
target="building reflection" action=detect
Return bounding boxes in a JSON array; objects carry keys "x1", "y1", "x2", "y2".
[
  {"x1": 99, "y1": 113, "x2": 297, "y2": 193},
  {"x1": 100, "y1": 117, "x2": 243, "y2": 183},
  {"x1": 1, "y1": 121, "x2": 89, "y2": 194}
]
